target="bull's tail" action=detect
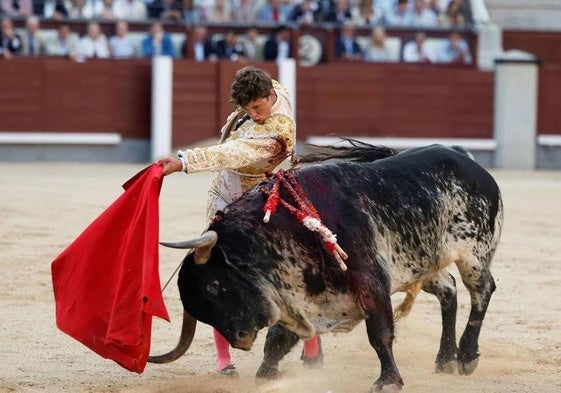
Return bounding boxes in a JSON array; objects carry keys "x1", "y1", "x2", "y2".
[{"x1": 295, "y1": 138, "x2": 397, "y2": 166}]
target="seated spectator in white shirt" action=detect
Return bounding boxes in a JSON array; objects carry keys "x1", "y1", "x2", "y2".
[
  {"x1": 231, "y1": 0, "x2": 256, "y2": 23},
  {"x1": 98, "y1": 0, "x2": 119, "y2": 19},
  {"x1": 411, "y1": 0, "x2": 438, "y2": 28},
  {"x1": 241, "y1": 26, "x2": 263, "y2": 61},
  {"x1": 68, "y1": 0, "x2": 103, "y2": 19},
  {"x1": 385, "y1": 0, "x2": 412, "y2": 27},
  {"x1": 77, "y1": 21, "x2": 110, "y2": 59},
  {"x1": 109, "y1": 20, "x2": 137, "y2": 58},
  {"x1": 402, "y1": 31, "x2": 437, "y2": 63},
  {"x1": 44, "y1": 23, "x2": 79, "y2": 59},
  {"x1": 437, "y1": 30, "x2": 472, "y2": 64},
  {"x1": 206, "y1": 0, "x2": 232, "y2": 22},
  {"x1": 113, "y1": 0, "x2": 147, "y2": 20},
  {"x1": 364, "y1": 26, "x2": 394, "y2": 62},
  {"x1": 256, "y1": 0, "x2": 291, "y2": 23},
  {"x1": 352, "y1": 0, "x2": 384, "y2": 27}
]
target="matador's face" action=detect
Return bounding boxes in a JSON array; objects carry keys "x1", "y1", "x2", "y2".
[{"x1": 242, "y1": 89, "x2": 277, "y2": 125}]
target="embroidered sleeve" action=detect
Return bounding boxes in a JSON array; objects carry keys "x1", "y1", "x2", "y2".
[
  {"x1": 180, "y1": 138, "x2": 279, "y2": 173},
  {"x1": 179, "y1": 110, "x2": 295, "y2": 173}
]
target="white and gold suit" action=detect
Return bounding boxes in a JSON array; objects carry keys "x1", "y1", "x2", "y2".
[{"x1": 178, "y1": 80, "x2": 296, "y2": 223}]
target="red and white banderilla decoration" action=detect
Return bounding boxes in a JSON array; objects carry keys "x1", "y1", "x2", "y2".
[{"x1": 260, "y1": 170, "x2": 349, "y2": 271}]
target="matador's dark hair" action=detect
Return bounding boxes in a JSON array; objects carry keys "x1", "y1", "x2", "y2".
[{"x1": 230, "y1": 66, "x2": 274, "y2": 107}]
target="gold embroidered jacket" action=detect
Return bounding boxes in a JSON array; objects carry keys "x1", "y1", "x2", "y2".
[{"x1": 177, "y1": 80, "x2": 296, "y2": 222}]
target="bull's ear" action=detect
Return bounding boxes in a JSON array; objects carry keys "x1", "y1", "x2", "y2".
[{"x1": 193, "y1": 231, "x2": 218, "y2": 265}]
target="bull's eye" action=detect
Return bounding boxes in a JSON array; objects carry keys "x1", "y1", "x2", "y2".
[{"x1": 207, "y1": 280, "x2": 222, "y2": 296}]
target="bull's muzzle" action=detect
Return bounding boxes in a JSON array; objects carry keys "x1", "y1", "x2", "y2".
[{"x1": 231, "y1": 329, "x2": 258, "y2": 351}]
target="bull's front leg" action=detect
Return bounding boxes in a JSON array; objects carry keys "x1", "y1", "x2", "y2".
[
  {"x1": 365, "y1": 296, "x2": 404, "y2": 393},
  {"x1": 256, "y1": 324, "x2": 299, "y2": 379}
]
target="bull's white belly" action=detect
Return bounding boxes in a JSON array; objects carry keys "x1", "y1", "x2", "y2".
[
  {"x1": 306, "y1": 292, "x2": 363, "y2": 334},
  {"x1": 311, "y1": 316, "x2": 362, "y2": 333}
]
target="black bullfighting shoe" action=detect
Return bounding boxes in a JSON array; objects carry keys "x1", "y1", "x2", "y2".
[{"x1": 218, "y1": 364, "x2": 239, "y2": 377}]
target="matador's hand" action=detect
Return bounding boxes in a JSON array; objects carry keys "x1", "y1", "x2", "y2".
[{"x1": 158, "y1": 157, "x2": 183, "y2": 176}]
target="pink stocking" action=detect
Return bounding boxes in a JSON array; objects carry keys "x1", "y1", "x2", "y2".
[{"x1": 302, "y1": 335, "x2": 320, "y2": 358}]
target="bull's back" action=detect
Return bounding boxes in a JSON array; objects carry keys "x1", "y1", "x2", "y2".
[{"x1": 293, "y1": 144, "x2": 502, "y2": 285}]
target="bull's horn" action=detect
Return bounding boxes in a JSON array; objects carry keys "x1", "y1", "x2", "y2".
[
  {"x1": 160, "y1": 231, "x2": 218, "y2": 250},
  {"x1": 148, "y1": 311, "x2": 197, "y2": 364}
]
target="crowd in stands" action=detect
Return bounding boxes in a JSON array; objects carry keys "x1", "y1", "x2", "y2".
[{"x1": 1, "y1": 0, "x2": 472, "y2": 64}]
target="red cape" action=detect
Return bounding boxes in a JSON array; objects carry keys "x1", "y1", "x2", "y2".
[{"x1": 51, "y1": 164, "x2": 170, "y2": 373}]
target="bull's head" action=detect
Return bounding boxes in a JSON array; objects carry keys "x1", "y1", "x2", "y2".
[{"x1": 149, "y1": 231, "x2": 273, "y2": 364}]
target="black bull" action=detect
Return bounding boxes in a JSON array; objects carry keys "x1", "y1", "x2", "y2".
[{"x1": 149, "y1": 143, "x2": 503, "y2": 392}]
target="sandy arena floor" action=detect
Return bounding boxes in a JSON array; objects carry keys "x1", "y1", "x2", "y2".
[{"x1": 1, "y1": 163, "x2": 560, "y2": 393}]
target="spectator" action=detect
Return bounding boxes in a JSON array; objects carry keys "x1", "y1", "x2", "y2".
[
  {"x1": 364, "y1": 25, "x2": 394, "y2": 62},
  {"x1": 1, "y1": 0, "x2": 32, "y2": 17},
  {"x1": 441, "y1": 0, "x2": 465, "y2": 28},
  {"x1": 376, "y1": 0, "x2": 396, "y2": 15},
  {"x1": 411, "y1": 0, "x2": 438, "y2": 28},
  {"x1": 428, "y1": 0, "x2": 450, "y2": 15},
  {"x1": 385, "y1": 0, "x2": 412, "y2": 27},
  {"x1": 335, "y1": 22, "x2": 363, "y2": 60},
  {"x1": 43, "y1": 0, "x2": 71, "y2": 20},
  {"x1": 214, "y1": 29, "x2": 244, "y2": 61},
  {"x1": 352, "y1": 0, "x2": 384, "y2": 26},
  {"x1": 402, "y1": 31, "x2": 436, "y2": 62},
  {"x1": 437, "y1": 30, "x2": 471, "y2": 64},
  {"x1": 324, "y1": 0, "x2": 353, "y2": 25},
  {"x1": 0, "y1": 17, "x2": 23, "y2": 59},
  {"x1": 182, "y1": 25, "x2": 216, "y2": 61},
  {"x1": 289, "y1": 0, "x2": 321, "y2": 25},
  {"x1": 113, "y1": 0, "x2": 148, "y2": 20},
  {"x1": 231, "y1": 0, "x2": 256, "y2": 23},
  {"x1": 98, "y1": 0, "x2": 119, "y2": 19},
  {"x1": 207, "y1": 0, "x2": 232, "y2": 22},
  {"x1": 68, "y1": 0, "x2": 102, "y2": 19},
  {"x1": 77, "y1": 21, "x2": 110, "y2": 59},
  {"x1": 109, "y1": 19, "x2": 137, "y2": 58},
  {"x1": 241, "y1": 26, "x2": 263, "y2": 61},
  {"x1": 256, "y1": 0, "x2": 291, "y2": 23},
  {"x1": 180, "y1": 0, "x2": 207, "y2": 24},
  {"x1": 44, "y1": 23, "x2": 79, "y2": 59},
  {"x1": 22, "y1": 16, "x2": 46, "y2": 57},
  {"x1": 141, "y1": 21, "x2": 175, "y2": 57},
  {"x1": 263, "y1": 24, "x2": 292, "y2": 62},
  {"x1": 152, "y1": 0, "x2": 183, "y2": 22}
]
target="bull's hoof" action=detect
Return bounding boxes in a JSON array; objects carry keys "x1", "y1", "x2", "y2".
[
  {"x1": 458, "y1": 356, "x2": 479, "y2": 375},
  {"x1": 370, "y1": 383, "x2": 402, "y2": 393},
  {"x1": 255, "y1": 364, "x2": 280, "y2": 380},
  {"x1": 435, "y1": 359, "x2": 457, "y2": 374}
]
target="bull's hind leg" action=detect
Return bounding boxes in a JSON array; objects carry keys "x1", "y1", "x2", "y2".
[
  {"x1": 455, "y1": 257, "x2": 496, "y2": 375},
  {"x1": 255, "y1": 324, "x2": 299, "y2": 380},
  {"x1": 364, "y1": 295, "x2": 404, "y2": 392},
  {"x1": 422, "y1": 271, "x2": 459, "y2": 374}
]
